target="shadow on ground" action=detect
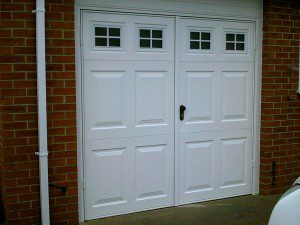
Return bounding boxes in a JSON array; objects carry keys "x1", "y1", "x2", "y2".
[{"x1": 81, "y1": 194, "x2": 281, "y2": 225}]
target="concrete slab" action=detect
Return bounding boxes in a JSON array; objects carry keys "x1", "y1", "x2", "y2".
[{"x1": 81, "y1": 194, "x2": 281, "y2": 225}]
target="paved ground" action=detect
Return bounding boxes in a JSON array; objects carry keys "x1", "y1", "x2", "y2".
[{"x1": 82, "y1": 194, "x2": 281, "y2": 225}]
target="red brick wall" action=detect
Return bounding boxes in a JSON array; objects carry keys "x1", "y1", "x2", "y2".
[
  {"x1": 261, "y1": 0, "x2": 300, "y2": 195},
  {"x1": 0, "y1": 0, "x2": 299, "y2": 224},
  {"x1": 0, "y1": 0, "x2": 78, "y2": 224},
  {"x1": 0, "y1": 100, "x2": 5, "y2": 222}
]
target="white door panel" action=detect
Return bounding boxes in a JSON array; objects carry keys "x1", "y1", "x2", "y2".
[
  {"x1": 83, "y1": 12, "x2": 175, "y2": 61},
  {"x1": 84, "y1": 139, "x2": 133, "y2": 219},
  {"x1": 179, "y1": 133, "x2": 217, "y2": 203},
  {"x1": 179, "y1": 62, "x2": 219, "y2": 133},
  {"x1": 178, "y1": 19, "x2": 254, "y2": 204},
  {"x1": 219, "y1": 130, "x2": 252, "y2": 196},
  {"x1": 179, "y1": 129, "x2": 251, "y2": 204},
  {"x1": 84, "y1": 60, "x2": 174, "y2": 140},
  {"x1": 179, "y1": 62, "x2": 253, "y2": 133},
  {"x1": 84, "y1": 135, "x2": 174, "y2": 219},
  {"x1": 84, "y1": 60, "x2": 133, "y2": 140},
  {"x1": 134, "y1": 62, "x2": 174, "y2": 136},
  {"x1": 83, "y1": 12, "x2": 175, "y2": 219},
  {"x1": 134, "y1": 135, "x2": 174, "y2": 209},
  {"x1": 179, "y1": 18, "x2": 254, "y2": 62},
  {"x1": 135, "y1": 71, "x2": 168, "y2": 127},
  {"x1": 220, "y1": 62, "x2": 253, "y2": 129}
]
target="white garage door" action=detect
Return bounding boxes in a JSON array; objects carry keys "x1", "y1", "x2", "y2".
[
  {"x1": 82, "y1": 12, "x2": 254, "y2": 219},
  {"x1": 178, "y1": 19, "x2": 253, "y2": 204},
  {"x1": 82, "y1": 13, "x2": 175, "y2": 219}
]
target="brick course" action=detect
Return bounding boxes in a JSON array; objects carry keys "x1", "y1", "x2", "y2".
[
  {"x1": 0, "y1": 0, "x2": 299, "y2": 224},
  {"x1": 261, "y1": 0, "x2": 300, "y2": 195},
  {"x1": 0, "y1": 0, "x2": 78, "y2": 224}
]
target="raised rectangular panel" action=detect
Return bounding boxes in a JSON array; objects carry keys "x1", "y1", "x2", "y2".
[
  {"x1": 185, "y1": 71, "x2": 214, "y2": 124},
  {"x1": 220, "y1": 138, "x2": 247, "y2": 188},
  {"x1": 135, "y1": 144, "x2": 167, "y2": 201},
  {"x1": 91, "y1": 71, "x2": 127, "y2": 130},
  {"x1": 91, "y1": 147, "x2": 127, "y2": 207},
  {"x1": 135, "y1": 71, "x2": 167, "y2": 127},
  {"x1": 184, "y1": 141, "x2": 213, "y2": 193},
  {"x1": 221, "y1": 71, "x2": 247, "y2": 121}
]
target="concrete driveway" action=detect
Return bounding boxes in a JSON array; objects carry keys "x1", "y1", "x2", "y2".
[{"x1": 81, "y1": 194, "x2": 281, "y2": 225}]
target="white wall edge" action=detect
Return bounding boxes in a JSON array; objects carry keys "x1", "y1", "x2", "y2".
[
  {"x1": 75, "y1": 0, "x2": 261, "y2": 20},
  {"x1": 252, "y1": 17, "x2": 263, "y2": 195},
  {"x1": 75, "y1": 5, "x2": 85, "y2": 223}
]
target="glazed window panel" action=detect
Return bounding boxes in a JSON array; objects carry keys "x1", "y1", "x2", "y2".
[
  {"x1": 95, "y1": 27, "x2": 107, "y2": 36},
  {"x1": 152, "y1": 30, "x2": 163, "y2": 38},
  {"x1": 139, "y1": 28, "x2": 164, "y2": 49},
  {"x1": 201, "y1": 41, "x2": 210, "y2": 50},
  {"x1": 140, "y1": 29, "x2": 150, "y2": 38},
  {"x1": 190, "y1": 32, "x2": 200, "y2": 40},
  {"x1": 225, "y1": 32, "x2": 245, "y2": 51},
  {"x1": 140, "y1": 39, "x2": 151, "y2": 48},
  {"x1": 152, "y1": 39, "x2": 163, "y2": 48},
  {"x1": 201, "y1": 32, "x2": 210, "y2": 41},
  {"x1": 95, "y1": 26, "x2": 121, "y2": 47},
  {"x1": 189, "y1": 31, "x2": 211, "y2": 50}
]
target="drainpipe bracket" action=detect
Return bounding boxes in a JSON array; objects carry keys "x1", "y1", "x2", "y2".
[
  {"x1": 35, "y1": 152, "x2": 49, "y2": 157},
  {"x1": 32, "y1": 9, "x2": 45, "y2": 13}
]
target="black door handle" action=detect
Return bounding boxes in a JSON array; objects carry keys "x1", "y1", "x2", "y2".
[{"x1": 180, "y1": 105, "x2": 186, "y2": 121}]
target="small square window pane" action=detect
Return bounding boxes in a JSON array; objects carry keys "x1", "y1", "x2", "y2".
[
  {"x1": 152, "y1": 40, "x2": 162, "y2": 48},
  {"x1": 190, "y1": 32, "x2": 200, "y2": 40},
  {"x1": 226, "y1": 42, "x2": 234, "y2": 50},
  {"x1": 226, "y1": 33, "x2": 235, "y2": 41},
  {"x1": 236, "y1": 43, "x2": 245, "y2": 50},
  {"x1": 109, "y1": 38, "x2": 120, "y2": 47},
  {"x1": 140, "y1": 39, "x2": 151, "y2": 48},
  {"x1": 201, "y1": 32, "x2": 210, "y2": 40},
  {"x1": 201, "y1": 41, "x2": 210, "y2": 50},
  {"x1": 236, "y1": 34, "x2": 245, "y2": 42},
  {"x1": 190, "y1": 41, "x2": 200, "y2": 49},
  {"x1": 95, "y1": 38, "x2": 107, "y2": 46},
  {"x1": 109, "y1": 28, "x2": 120, "y2": 37},
  {"x1": 152, "y1": 30, "x2": 162, "y2": 38},
  {"x1": 140, "y1": 29, "x2": 150, "y2": 38},
  {"x1": 95, "y1": 27, "x2": 107, "y2": 36}
]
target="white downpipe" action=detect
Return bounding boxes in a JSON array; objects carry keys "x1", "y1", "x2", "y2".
[{"x1": 33, "y1": 0, "x2": 50, "y2": 224}]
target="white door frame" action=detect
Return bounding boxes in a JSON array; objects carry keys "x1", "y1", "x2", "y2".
[{"x1": 75, "y1": 4, "x2": 262, "y2": 222}]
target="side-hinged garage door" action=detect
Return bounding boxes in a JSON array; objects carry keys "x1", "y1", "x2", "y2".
[
  {"x1": 81, "y1": 11, "x2": 255, "y2": 220},
  {"x1": 178, "y1": 18, "x2": 254, "y2": 204},
  {"x1": 82, "y1": 12, "x2": 175, "y2": 219}
]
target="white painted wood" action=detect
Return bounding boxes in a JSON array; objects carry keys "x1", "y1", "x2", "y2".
[
  {"x1": 179, "y1": 19, "x2": 254, "y2": 62},
  {"x1": 219, "y1": 130, "x2": 252, "y2": 196},
  {"x1": 76, "y1": 0, "x2": 262, "y2": 19},
  {"x1": 82, "y1": 12, "x2": 174, "y2": 61},
  {"x1": 133, "y1": 135, "x2": 174, "y2": 210},
  {"x1": 179, "y1": 129, "x2": 252, "y2": 204},
  {"x1": 174, "y1": 16, "x2": 180, "y2": 206},
  {"x1": 179, "y1": 62, "x2": 253, "y2": 133},
  {"x1": 84, "y1": 135, "x2": 174, "y2": 219},
  {"x1": 178, "y1": 19, "x2": 254, "y2": 204},
  {"x1": 83, "y1": 60, "x2": 174, "y2": 140},
  {"x1": 82, "y1": 12, "x2": 175, "y2": 219},
  {"x1": 76, "y1": 2, "x2": 263, "y2": 220},
  {"x1": 85, "y1": 139, "x2": 132, "y2": 219},
  {"x1": 74, "y1": 7, "x2": 85, "y2": 221},
  {"x1": 252, "y1": 19, "x2": 263, "y2": 195},
  {"x1": 77, "y1": 3, "x2": 262, "y2": 220}
]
